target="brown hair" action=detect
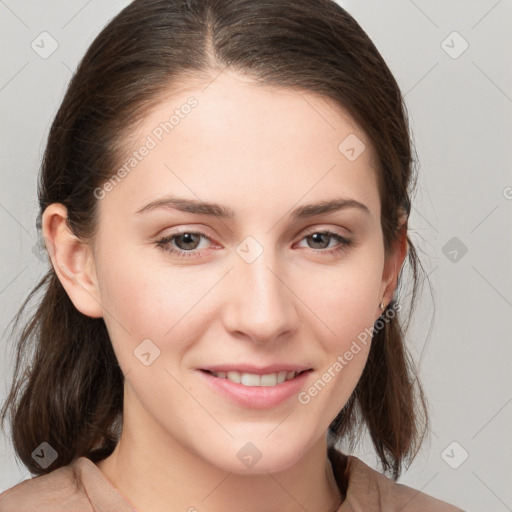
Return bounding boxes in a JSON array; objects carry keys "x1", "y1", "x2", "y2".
[{"x1": 1, "y1": 0, "x2": 429, "y2": 480}]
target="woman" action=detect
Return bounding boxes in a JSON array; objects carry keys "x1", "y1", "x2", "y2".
[{"x1": 0, "y1": 0, "x2": 464, "y2": 510}]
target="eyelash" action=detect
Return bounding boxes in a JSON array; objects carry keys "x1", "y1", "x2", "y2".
[{"x1": 154, "y1": 229, "x2": 354, "y2": 259}]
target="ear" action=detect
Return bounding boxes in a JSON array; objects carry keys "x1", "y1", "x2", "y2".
[
  {"x1": 41, "y1": 203, "x2": 103, "y2": 318},
  {"x1": 376, "y1": 215, "x2": 408, "y2": 319}
]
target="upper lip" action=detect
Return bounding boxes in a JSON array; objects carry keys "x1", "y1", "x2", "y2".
[{"x1": 199, "y1": 364, "x2": 313, "y2": 375}]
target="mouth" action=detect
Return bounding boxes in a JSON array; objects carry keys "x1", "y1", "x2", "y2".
[
  {"x1": 200, "y1": 368, "x2": 312, "y2": 387},
  {"x1": 198, "y1": 366, "x2": 314, "y2": 409}
]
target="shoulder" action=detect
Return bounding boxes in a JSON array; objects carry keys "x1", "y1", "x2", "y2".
[
  {"x1": 0, "y1": 456, "x2": 134, "y2": 512},
  {"x1": 328, "y1": 447, "x2": 465, "y2": 511},
  {"x1": 0, "y1": 458, "x2": 91, "y2": 511}
]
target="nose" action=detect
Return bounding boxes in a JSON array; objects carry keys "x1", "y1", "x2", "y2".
[{"x1": 221, "y1": 241, "x2": 298, "y2": 345}]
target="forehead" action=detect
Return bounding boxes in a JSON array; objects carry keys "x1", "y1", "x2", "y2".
[{"x1": 100, "y1": 70, "x2": 380, "y2": 222}]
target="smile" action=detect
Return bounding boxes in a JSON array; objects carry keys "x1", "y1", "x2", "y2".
[
  {"x1": 204, "y1": 369, "x2": 308, "y2": 387},
  {"x1": 198, "y1": 367, "x2": 313, "y2": 409}
]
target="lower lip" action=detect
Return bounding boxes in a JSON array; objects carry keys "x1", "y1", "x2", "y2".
[{"x1": 197, "y1": 370, "x2": 312, "y2": 409}]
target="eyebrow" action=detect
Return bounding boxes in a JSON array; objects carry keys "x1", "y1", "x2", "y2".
[{"x1": 135, "y1": 195, "x2": 370, "y2": 219}]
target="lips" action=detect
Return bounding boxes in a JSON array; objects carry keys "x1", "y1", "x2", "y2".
[
  {"x1": 199, "y1": 364, "x2": 312, "y2": 388},
  {"x1": 200, "y1": 363, "x2": 312, "y2": 374},
  {"x1": 197, "y1": 366, "x2": 313, "y2": 408}
]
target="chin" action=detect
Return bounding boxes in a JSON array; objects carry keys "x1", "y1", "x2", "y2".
[{"x1": 198, "y1": 434, "x2": 312, "y2": 475}]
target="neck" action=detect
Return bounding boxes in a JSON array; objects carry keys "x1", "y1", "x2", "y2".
[{"x1": 96, "y1": 392, "x2": 343, "y2": 512}]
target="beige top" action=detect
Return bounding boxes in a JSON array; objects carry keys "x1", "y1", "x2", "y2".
[{"x1": 0, "y1": 447, "x2": 464, "y2": 511}]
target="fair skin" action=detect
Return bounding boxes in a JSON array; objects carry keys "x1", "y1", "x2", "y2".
[{"x1": 42, "y1": 70, "x2": 407, "y2": 512}]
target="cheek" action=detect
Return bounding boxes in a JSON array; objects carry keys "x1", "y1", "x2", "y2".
[
  {"x1": 95, "y1": 244, "x2": 212, "y2": 366},
  {"x1": 296, "y1": 264, "x2": 381, "y2": 417},
  {"x1": 294, "y1": 253, "x2": 384, "y2": 353}
]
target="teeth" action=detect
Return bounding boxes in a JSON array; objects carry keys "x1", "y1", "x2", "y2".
[
  {"x1": 226, "y1": 371, "x2": 241, "y2": 383},
  {"x1": 212, "y1": 370, "x2": 299, "y2": 387}
]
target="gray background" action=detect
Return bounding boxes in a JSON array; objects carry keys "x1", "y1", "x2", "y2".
[{"x1": 1, "y1": 1, "x2": 511, "y2": 510}]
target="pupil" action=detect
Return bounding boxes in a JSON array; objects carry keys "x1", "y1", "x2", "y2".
[
  {"x1": 180, "y1": 233, "x2": 198, "y2": 249},
  {"x1": 311, "y1": 233, "x2": 328, "y2": 248}
]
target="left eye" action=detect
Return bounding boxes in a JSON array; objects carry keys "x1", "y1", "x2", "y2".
[
  {"x1": 155, "y1": 231, "x2": 210, "y2": 258},
  {"x1": 154, "y1": 230, "x2": 353, "y2": 258}
]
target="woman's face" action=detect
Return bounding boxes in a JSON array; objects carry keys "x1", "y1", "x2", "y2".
[{"x1": 83, "y1": 70, "x2": 401, "y2": 473}]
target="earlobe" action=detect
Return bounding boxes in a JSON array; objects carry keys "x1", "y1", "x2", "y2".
[
  {"x1": 377, "y1": 220, "x2": 408, "y2": 319},
  {"x1": 42, "y1": 203, "x2": 103, "y2": 319}
]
